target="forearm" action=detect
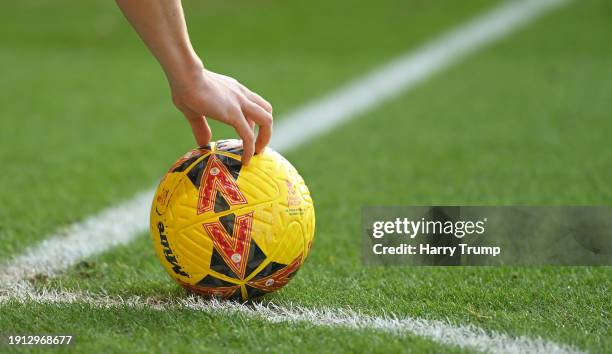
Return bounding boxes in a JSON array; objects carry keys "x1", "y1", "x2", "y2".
[
  {"x1": 115, "y1": 0, "x2": 202, "y2": 88},
  {"x1": 116, "y1": 0, "x2": 273, "y2": 163}
]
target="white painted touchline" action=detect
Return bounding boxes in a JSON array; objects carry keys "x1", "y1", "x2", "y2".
[
  {"x1": 1, "y1": 289, "x2": 582, "y2": 354},
  {"x1": 0, "y1": 0, "x2": 577, "y2": 352},
  {"x1": 0, "y1": 191, "x2": 154, "y2": 289},
  {"x1": 269, "y1": 0, "x2": 569, "y2": 151}
]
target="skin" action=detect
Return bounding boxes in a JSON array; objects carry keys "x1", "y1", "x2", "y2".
[{"x1": 115, "y1": 0, "x2": 273, "y2": 165}]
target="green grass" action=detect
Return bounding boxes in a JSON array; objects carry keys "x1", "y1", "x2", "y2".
[
  {"x1": 35, "y1": 237, "x2": 612, "y2": 352},
  {"x1": 0, "y1": 0, "x2": 492, "y2": 260},
  {"x1": 1, "y1": 0, "x2": 611, "y2": 353},
  {"x1": 1, "y1": 302, "x2": 470, "y2": 354}
]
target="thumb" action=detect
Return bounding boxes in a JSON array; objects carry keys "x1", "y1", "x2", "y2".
[{"x1": 183, "y1": 111, "x2": 212, "y2": 147}]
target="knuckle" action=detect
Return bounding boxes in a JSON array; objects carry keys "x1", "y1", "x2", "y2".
[
  {"x1": 226, "y1": 105, "x2": 242, "y2": 121},
  {"x1": 261, "y1": 116, "x2": 273, "y2": 126},
  {"x1": 264, "y1": 112, "x2": 274, "y2": 124},
  {"x1": 256, "y1": 95, "x2": 273, "y2": 114},
  {"x1": 258, "y1": 109, "x2": 273, "y2": 125}
]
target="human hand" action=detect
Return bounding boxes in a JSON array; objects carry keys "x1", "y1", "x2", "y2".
[
  {"x1": 115, "y1": 0, "x2": 272, "y2": 165},
  {"x1": 170, "y1": 68, "x2": 273, "y2": 166}
]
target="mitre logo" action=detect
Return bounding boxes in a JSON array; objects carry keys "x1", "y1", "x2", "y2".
[{"x1": 157, "y1": 222, "x2": 189, "y2": 277}]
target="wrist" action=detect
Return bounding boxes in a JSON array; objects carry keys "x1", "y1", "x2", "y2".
[{"x1": 164, "y1": 52, "x2": 205, "y2": 90}]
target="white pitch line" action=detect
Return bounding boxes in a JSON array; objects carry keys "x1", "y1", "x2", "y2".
[
  {"x1": 0, "y1": 190, "x2": 154, "y2": 288},
  {"x1": 270, "y1": 0, "x2": 569, "y2": 151},
  {"x1": 0, "y1": 0, "x2": 576, "y2": 352},
  {"x1": 1, "y1": 289, "x2": 582, "y2": 354}
]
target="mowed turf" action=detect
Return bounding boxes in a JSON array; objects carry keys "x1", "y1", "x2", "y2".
[
  {"x1": 2, "y1": 303, "x2": 473, "y2": 354},
  {"x1": 2, "y1": 0, "x2": 611, "y2": 353},
  {"x1": 0, "y1": 0, "x2": 492, "y2": 260}
]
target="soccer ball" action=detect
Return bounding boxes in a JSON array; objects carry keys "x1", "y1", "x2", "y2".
[{"x1": 150, "y1": 140, "x2": 315, "y2": 301}]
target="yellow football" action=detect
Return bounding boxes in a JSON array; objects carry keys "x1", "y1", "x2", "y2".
[{"x1": 150, "y1": 140, "x2": 315, "y2": 301}]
